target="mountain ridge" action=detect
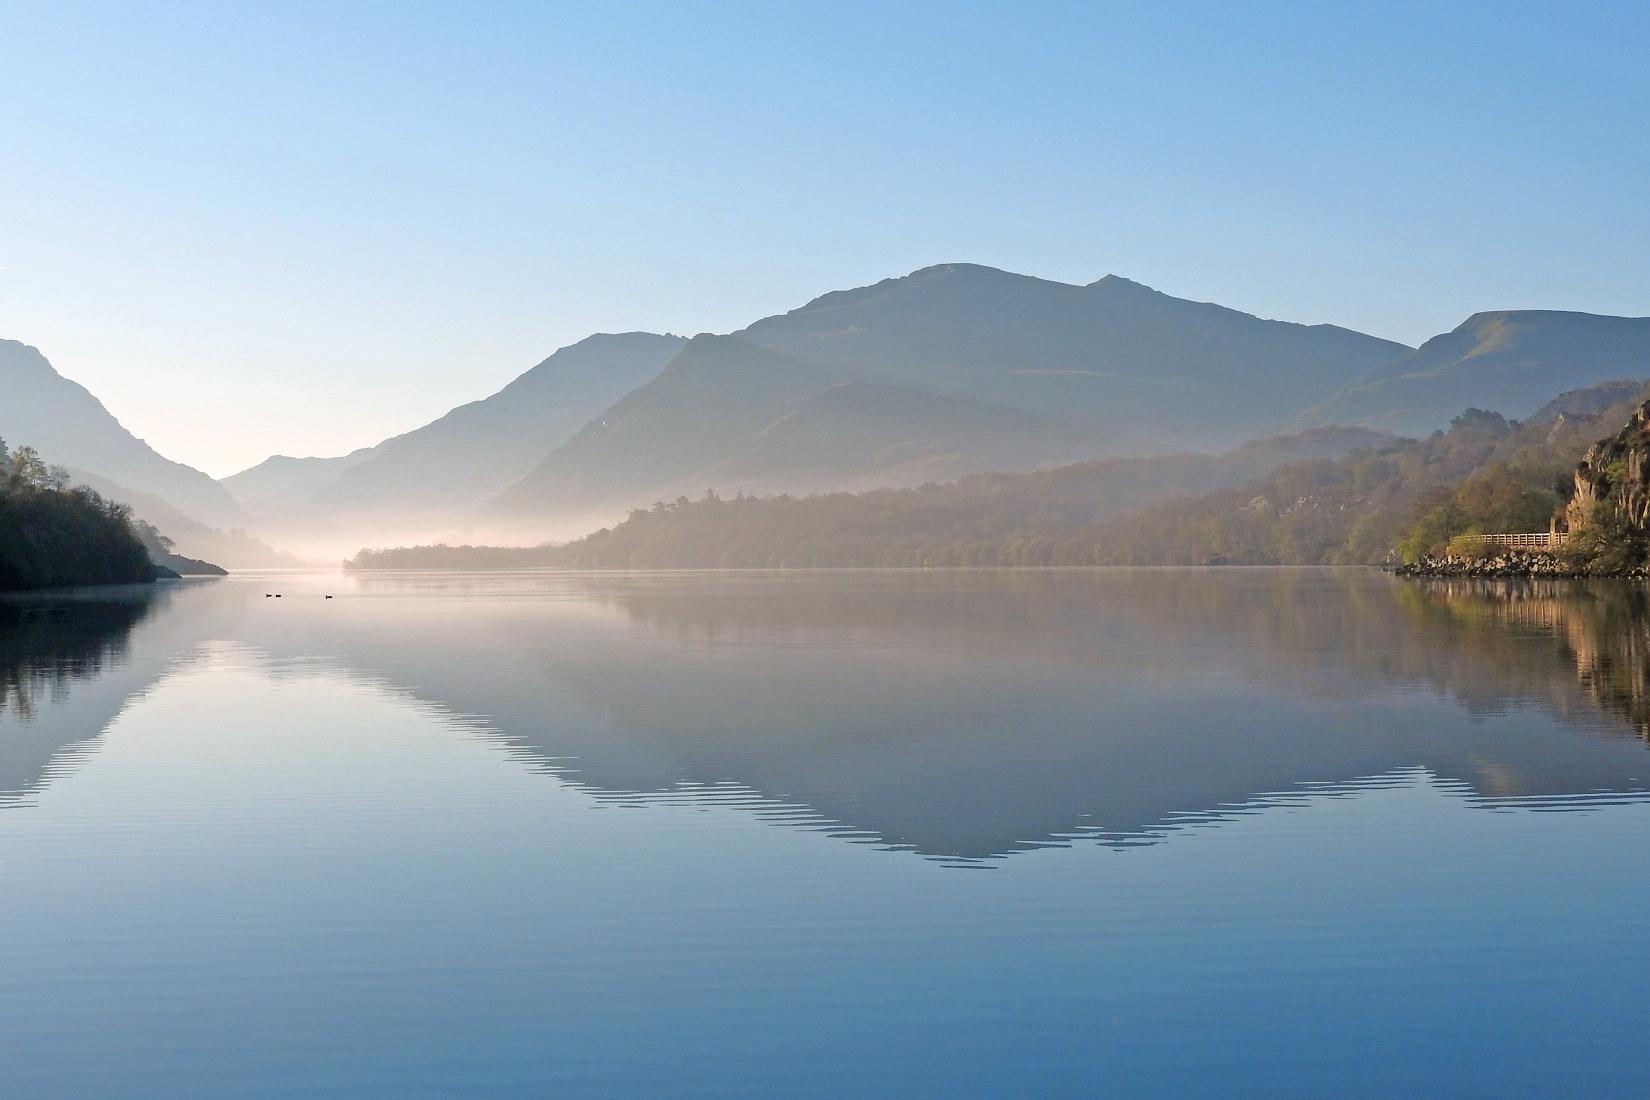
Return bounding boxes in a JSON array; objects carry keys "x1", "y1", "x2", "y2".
[
  {"x1": 494, "y1": 264, "x2": 1413, "y2": 519},
  {"x1": 0, "y1": 339, "x2": 250, "y2": 531},
  {"x1": 1297, "y1": 309, "x2": 1650, "y2": 436},
  {"x1": 224, "y1": 331, "x2": 687, "y2": 526}
]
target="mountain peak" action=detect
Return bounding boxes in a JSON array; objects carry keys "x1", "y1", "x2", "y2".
[
  {"x1": 902, "y1": 262, "x2": 1020, "y2": 282},
  {"x1": 1086, "y1": 274, "x2": 1159, "y2": 294}
]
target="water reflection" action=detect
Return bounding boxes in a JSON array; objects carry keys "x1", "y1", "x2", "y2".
[
  {"x1": 532, "y1": 570, "x2": 1650, "y2": 856},
  {"x1": 10, "y1": 570, "x2": 1650, "y2": 860},
  {"x1": 1399, "y1": 578, "x2": 1650, "y2": 741},
  {"x1": 0, "y1": 586, "x2": 163, "y2": 802}
]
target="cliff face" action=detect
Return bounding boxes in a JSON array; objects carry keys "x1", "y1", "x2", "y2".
[{"x1": 1569, "y1": 400, "x2": 1650, "y2": 530}]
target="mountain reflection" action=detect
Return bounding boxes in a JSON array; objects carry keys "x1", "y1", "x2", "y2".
[
  {"x1": 11, "y1": 570, "x2": 1650, "y2": 861},
  {"x1": 519, "y1": 571, "x2": 1650, "y2": 856},
  {"x1": 0, "y1": 587, "x2": 162, "y2": 802}
]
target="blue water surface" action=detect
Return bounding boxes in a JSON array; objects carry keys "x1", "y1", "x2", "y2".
[{"x1": 2, "y1": 569, "x2": 1648, "y2": 1097}]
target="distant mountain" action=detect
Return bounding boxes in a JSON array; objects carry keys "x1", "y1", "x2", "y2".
[
  {"x1": 708, "y1": 380, "x2": 1104, "y2": 493},
  {"x1": 0, "y1": 339, "x2": 250, "y2": 530},
  {"x1": 1296, "y1": 311, "x2": 1650, "y2": 436},
  {"x1": 220, "y1": 450, "x2": 373, "y2": 517},
  {"x1": 496, "y1": 265, "x2": 1410, "y2": 515},
  {"x1": 495, "y1": 335, "x2": 869, "y2": 511},
  {"x1": 736, "y1": 266, "x2": 1408, "y2": 433},
  {"x1": 223, "y1": 332, "x2": 686, "y2": 524}
]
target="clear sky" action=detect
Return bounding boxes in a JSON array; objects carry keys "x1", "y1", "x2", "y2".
[{"x1": 2, "y1": 1, "x2": 1647, "y2": 476}]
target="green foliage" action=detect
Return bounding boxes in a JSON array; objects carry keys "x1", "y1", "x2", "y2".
[
  {"x1": 1560, "y1": 501, "x2": 1649, "y2": 574},
  {"x1": 0, "y1": 442, "x2": 154, "y2": 590},
  {"x1": 1445, "y1": 532, "x2": 1494, "y2": 559}
]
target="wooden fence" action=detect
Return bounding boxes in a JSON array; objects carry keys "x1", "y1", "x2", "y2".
[{"x1": 1469, "y1": 532, "x2": 1569, "y2": 550}]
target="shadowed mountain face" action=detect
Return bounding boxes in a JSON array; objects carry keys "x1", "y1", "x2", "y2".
[
  {"x1": 1297, "y1": 310, "x2": 1650, "y2": 436},
  {"x1": 494, "y1": 334, "x2": 1113, "y2": 509},
  {"x1": 707, "y1": 380, "x2": 1105, "y2": 493},
  {"x1": 224, "y1": 332, "x2": 686, "y2": 524},
  {"x1": 16, "y1": 570, "x2": 1650, "y2": 864},
  {"x1": 496, "y1": 265, "x2": 1411, "y2": 516},
  {"x1": 0, "y1": 340, "x2": 250, "y2": 531}
]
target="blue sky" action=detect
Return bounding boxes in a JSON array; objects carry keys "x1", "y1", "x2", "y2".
[{"x1": 2, "y1": 0, "x2": 1646, "y2": 475}]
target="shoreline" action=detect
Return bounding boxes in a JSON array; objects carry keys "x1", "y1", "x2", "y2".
[{"x1": 1394, "y1": 550, "x2": 1649, "y2": 579}]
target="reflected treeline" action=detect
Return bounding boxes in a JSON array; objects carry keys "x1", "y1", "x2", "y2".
[
  {"x1": 0, "y1": 587, "x2": 164, "y2": 804},
  {"x1": 1398, "y1": 578, "x2": 1650, "y2": 740},
  {"x1": 0, "y1": 591, "x2": 157, "y2": 721}
]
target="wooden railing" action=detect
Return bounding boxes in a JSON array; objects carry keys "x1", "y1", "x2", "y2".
[{"x1": 1471, "y1": 532, "x2": 1569, "y2": 550}]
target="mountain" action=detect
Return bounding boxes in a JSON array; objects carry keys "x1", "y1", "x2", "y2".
[
  {"x1": 0, "y1": 339, "x2": 250, "y2": 530},
  {"x1": 735, "y1": 266, "x2": 1409, "y2": 432},
  {"x1": 223, "y1": 332, "x2": 686, "y2": 524},
  {"x1": 1296, "y1": 310, "x2": 1650, "y2": 436},
  {"x1": 495, "y1": 335, "x2": 890, "y2": 511},
  {"x1": 495, "y1": 265, "x2": 1411, "y2": 516},
  {"x1": 219, "y1": 450, "x2": 373, "y2": 517},
  {"x1": 707, "y1": 380, "x2": 1104, "y2": 493}
]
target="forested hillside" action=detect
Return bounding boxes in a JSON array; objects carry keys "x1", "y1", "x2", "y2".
[
  {"x1": 349, "y1": 427, "x2": 1390, "y2": 569},
  {"x1": 0, "y1": 441, "x2": 154, "y2": 590},
  {"x1": 351, "y1": 381, "x2": 1648, "y2": 571}
]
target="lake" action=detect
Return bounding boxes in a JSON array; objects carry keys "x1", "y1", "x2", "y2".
[{"x1": 4, "y1": 568, "x2": 1650, "y2": 1097}]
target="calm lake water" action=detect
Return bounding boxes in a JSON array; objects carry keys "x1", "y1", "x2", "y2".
[{"x1": 4, "y1": 568, "x2": 1650, "y2": 1097}]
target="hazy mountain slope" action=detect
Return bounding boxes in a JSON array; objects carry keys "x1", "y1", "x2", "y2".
[
  {"x1": 504, "y1": 388, "x2": 1639, "y2": 570},
  {"x1": 221, "y1": 450, "x2": 374, "y2": 517},
  {"x1": 495, "y1": 335, "x2": 829, "y2": 511},
  {"x1": 735, "y1": 264, "x2": 1410, "y2": 437},
  {"x1": 706, "y1": 380, "x2": 1107, "y2": 493},
  {"x1": 0, "y1": 339, "x2": 250, "y2": 529},
  {"x1": 69, "y1": 469, "x2": 307, "y2": 568},
  {"x1": 301, "y1": 332, "x2": 686, "y2": 519},
  {"x1": 361, "y1": 425, "x2": 1396, "y2": 570},
  {"x1": 1296, "y1": 311, "x2": 1650, "y2": 436},
  {"x1": 495, "y1": 266, "x2": 1410, "y2": 517}
]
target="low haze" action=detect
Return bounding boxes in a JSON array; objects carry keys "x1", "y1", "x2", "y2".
[{"x1": 3, "y1": 0, "x2": 1647, "y2": 475}]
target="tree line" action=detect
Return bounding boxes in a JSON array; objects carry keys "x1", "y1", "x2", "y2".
[
  {"x1": 348, "y1": 389, "x2": 1649, "y2": 571},
  {"x1": 0, "y1": 439, "x2": 155, "y2": 590}
]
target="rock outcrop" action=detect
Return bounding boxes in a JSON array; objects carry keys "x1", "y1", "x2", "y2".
[{"x1": 1569, "y1": 399, "x2": 1650, "y2": 530}]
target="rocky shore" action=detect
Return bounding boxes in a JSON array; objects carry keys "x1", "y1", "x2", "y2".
[{"x1": 1394, "y1": 550, "x2": 1649, "y2": 578}]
